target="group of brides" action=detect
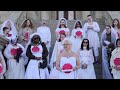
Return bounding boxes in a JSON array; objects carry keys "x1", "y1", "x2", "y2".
[{"x1": 0, "y1": 14, "x2": 120, "y2": 79}]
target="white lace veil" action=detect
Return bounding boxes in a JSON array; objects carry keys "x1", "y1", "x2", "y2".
[
  {"x1": 101, "y1": 26, "x2": 118, "y2": 40},
  {"x1": 73, "y1": 20, "x2": 83, "y2": 29},
  {"x1": 25, "y1": 33, "x2": 40, "y2": 50},
  {"x1": 0, "y1": 20, "x2": 18, "y2": 36},
  {"x1": 57, "y1": 18, "x2": 67, "y2": 28}
]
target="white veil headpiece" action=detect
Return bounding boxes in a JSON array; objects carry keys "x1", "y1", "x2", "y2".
[
  {"x1": 101, "y1": 26, "x2": 118, "y2": 46},
  {"x1": 101, "y1": 26, "x2": 118, "y2": 39},
  {"x1": 73, "y1": 20, "x2": 83, "y2": 29},
  {"x1": 0, "y1": 20, "x2": 18, "y2": 36},
  {"x1": 25, "y1": 33, "x2": 40, "y2": 49},
  {"x1": 57, "y1": 18, "x2": 67, "y2": 28}
]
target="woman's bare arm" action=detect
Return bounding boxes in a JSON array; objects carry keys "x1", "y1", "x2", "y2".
[{"x1": 56, "y1": 53, "x2": 62, "y2": 71}]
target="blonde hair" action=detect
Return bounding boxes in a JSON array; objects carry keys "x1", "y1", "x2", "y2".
[{"x1": 62, "y1": 37, "x2": 72, "y2": 45}]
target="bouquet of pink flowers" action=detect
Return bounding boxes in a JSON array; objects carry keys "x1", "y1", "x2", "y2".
[
  {"x1": 59, "y1": 30, "x2": 65, "y2": 34},
  {"x1": 11, "y1": 48, "x2": 23, "y2": 56},
  {"x1": 10, "y1": 48, "x2": 18, "y2": 56},
  {"x1": 75, "y1": 31, "x2": 82, "y2": 37},
  {"x1": 32, "y1": 46, "x2": 40, "y2": 52},
  {"x1": 62, "y1": 63, "x2": 73, "y2": 73},
  {"x1": 17, "y1": 48, "x2": 23, "y2": 56},
  {"x1": 11, "y1": 48, "x2": 23, "y2": 63},
  {"x1": 114, "y1": 58, "x2": 120, "y2": 66},
  {"x1": 7, "y1": 33, "x2": 12, "y2": 37},
  {"x1": 25, "y1": 32, "x2": 29, "y2": 41}
]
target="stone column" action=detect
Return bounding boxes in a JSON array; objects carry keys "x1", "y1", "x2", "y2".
[
  {"x1": 82, "y1": 11, "x2": 90, "y2": 20},
  {"x1": 41, "y1": 11, "x2": 50, "y2": 20},
  {"x1": 51, "y1": 11, "x2": 57, "y2": 20},
  {"x1": 68, "y1": 11, "x2": 74, "y2": 20},
  {"x1": 76, "y1": 11, "x2": 82, "y2": 20},
  {"x1": 58, "y1": 11, "x2": 64, "y2": 19}
]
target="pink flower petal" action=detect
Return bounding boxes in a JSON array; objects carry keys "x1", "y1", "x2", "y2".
[
  {"x1": 32, "y1": 46, "x2": 40, "y2": 52},
  {"x1": 59, "y1": 30, "x2": 65, "y2": 34},
  {"x1": 76, "y1": 31, "x2": 82, "y2": 36},
  {"x1": 62, "y1": 63, "x2": 73, "y2": 73},
  {"x1": 114, "y1": 58, "x2": 120, "y2": 65},
  {"x1": 10, "y1": 48, "x2": 17, "y2": 56}
]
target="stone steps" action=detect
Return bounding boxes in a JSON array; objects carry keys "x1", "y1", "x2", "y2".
[{"x1": 32, "y1": 19, "x2": 106, "y2": 79}]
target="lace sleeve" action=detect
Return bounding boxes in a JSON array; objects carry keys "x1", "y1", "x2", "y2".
[
  {"x1": 89, "y1": 49, "x2": 94, "y2": 64},
  {"x1": 93, "y1": 22, "x2": 100, "y2": 32}
]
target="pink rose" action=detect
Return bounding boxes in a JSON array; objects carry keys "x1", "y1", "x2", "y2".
[
  {"x1": 10, "y1": 48, "x2": 17, "y2": 56},
  {"x1": 76, "y1": 31, "x2": 82, "y2": 37},
  {"x1": 114, "y1": 58, "x2": 120, "y2": 65},
  {"x1": 62, "y1": 63, "x2": 73, "y2": 73},
  {"x1": 59, "y1": 30, "x2": 65, "y2": 34},
  {"x1": 32, "y1": 46, "x2": 40, "y2": 52}
]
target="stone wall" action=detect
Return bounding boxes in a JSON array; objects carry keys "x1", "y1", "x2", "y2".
[{"x1": 0, "y1": 11, "x2": 119, "y2": 30}]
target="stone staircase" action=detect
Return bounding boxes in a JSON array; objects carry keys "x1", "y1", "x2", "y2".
[
  {"x1": 0, "y1": 11, "x2": 120, "y2": 79},
  {"x1": 32, "y1": 19, "x2": 106, "y2": 79},
  {"x1": 108, "y1": 11, "x2": 120, "y2": 20},
  {"x1": 16, "y1": 11, "x2": 116, "y2": 79}
]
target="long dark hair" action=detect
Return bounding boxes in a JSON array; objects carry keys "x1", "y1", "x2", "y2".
[
  {"x1": 81, "y1": 39, "x2": 90, "y2": 50},
  {"x1": 112, "y1": 18, "x2": 120, "y2": 29},
  {"x1": 59, "y1": 19, "x2": 67, "y2": 28},
  {"x1": 21, "y1": 19, "x2": 34, "y2": 29},
  {"x1": 116, "y1": 38, "x2": 120, "y2": 47},
  {"x1": 75, "y1": 21, "x2": 82, "y2": 29},
  {"x1": 58, "y1": 33, "x2": 66, "y2": 42}
]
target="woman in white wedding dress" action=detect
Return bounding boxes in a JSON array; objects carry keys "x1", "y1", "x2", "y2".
[
  {"x1": 4, "y1": 35, "x2": 25, "y2": 79},
  {"x1": 110, "y1": 38, "x2": 120, "y2": 79},
  {"x1": 77, "y1": 39, "x2": 96, "y2": 79},
  {"x1": 112, "y1": 18, "x2": 120, "y2": 39},
  {"x1": 83, "y1": 15, "x2": 100, "y2": 63},
  {"x1": 101, "y1": 25, "x2": 116, "y2": 79},
  {"x1": 55, "y1": 37, "x2": 80, "y2": 79},
  {"x1": 18, "y1": 19, "x2": 35, "y2": 48},
  {"x1": 70, "y1": 20, "x2": 86, "y2": 53},
  {"x1": 24, "y1": 33, "x2": 49, "y2": 79},
  {"x1": 0, "y1": 20, "x2": 18, "y2": 37},
  {"x1": 49, "y1": 33, "x2": 66, "y2": 79},
  {"x1": 55, "y1": 18, "x2": 70, "y2": 40},
  {"x1": 50, "y1": 33, "x2": 66, "y2": 69}
]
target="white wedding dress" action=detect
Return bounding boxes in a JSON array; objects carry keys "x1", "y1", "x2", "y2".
[
  {"x1": 24, "y1": 44, "x2": 49, "y2": 79},
  {"x1": 77, "y1": 49, "x2": 96, "y2": 79}
]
